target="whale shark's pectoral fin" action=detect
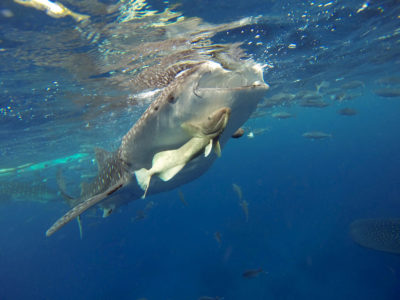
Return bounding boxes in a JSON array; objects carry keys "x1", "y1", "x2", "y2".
[
  {"x1": 46, "y1": 181, "x2": 124, "y2": 237},
  {"x1": 205, "y1": 138, "x2": 222, "y2": 157},
  {"x1": 213, "y1": 139, "x2": 221, "y2": 157},
  {"x1": 204, "y1": 139, "x2": 213, "y2": 157}
]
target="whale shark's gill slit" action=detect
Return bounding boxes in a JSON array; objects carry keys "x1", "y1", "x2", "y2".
[
  {"x1": 193, "y1": 83, "x2": 202, "y2": 98},
  {"x1": 107, "y1": 183, "x2": 123, "y2": 196}
]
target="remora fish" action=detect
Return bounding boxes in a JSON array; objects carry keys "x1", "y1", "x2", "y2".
[
  {"x1": 232, "y1": 183, "x2": 243, "y2": 200},
  {"x1": 242, "y1": 268, "x2": 267, "y2": 278},
  {"x1": 46, "y1": 58, "x2": 269, "y2": 236},
  {"x1": 135, "y1": 106, "x2": 231, "y2": 198},
  {"x1": 214, "y1": 231, "x2": 222, "y2": 245},
  {"x1": 177, "y1": 189, "x2": 188, "y2": 206},
  {"x1": 337, "y1": 107, "x2": 357, "y2": 116}
]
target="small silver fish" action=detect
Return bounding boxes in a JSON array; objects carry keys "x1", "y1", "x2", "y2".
[
  {"x1": 214, "y1": 231, "x2": 222, "y2": 245},
  {"x1": 302, "y1": 131, "x2": 332, "y2": 140},
  {"x1": 376, "y1": 76, "x2": 400, "y2": 86},
  {"x1": 242, "y1": 268, "x2": 267, "y2": 278},
  {"x1": 374, "y1": 88, "x2": 400, "y2": 98},
  {"x1": 198, "y1": 297, "x2": 224, "y2": 300},
  {"x1": 338, "y1": 107, "x2": 357, "y2": 116},
  {"x1": 271, "y1": 111, "x2": 293, "y2": 119},
  {"x1": 178, "y1": 189, "x2": 188, "y2": 206},
  {"x1": 341, "y1": 80, "x2": 364, "y2": 90},
  {"x1": 232, "y1": 183, "x2": 242, "y2": 200},
  {"x1": 300, "y1": 99, "x2": 329, "y2": 108}
]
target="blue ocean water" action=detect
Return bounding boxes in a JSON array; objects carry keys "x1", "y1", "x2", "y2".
[{"x1": 0, "y1": 0, "x2": 400, "y2": 299}]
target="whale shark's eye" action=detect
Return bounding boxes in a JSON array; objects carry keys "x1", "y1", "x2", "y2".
[{"x1": 167, "y1": 94, "x2": 176, "y2": 103}]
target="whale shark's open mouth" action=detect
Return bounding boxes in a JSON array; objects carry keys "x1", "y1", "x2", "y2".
[{"x1": 193, "y1": 61, "x2": 268, "y2": 90}]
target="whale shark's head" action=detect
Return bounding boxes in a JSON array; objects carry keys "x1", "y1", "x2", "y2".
[{"x1": 120, "y1": 59, "x2": 269, "y2": 169}]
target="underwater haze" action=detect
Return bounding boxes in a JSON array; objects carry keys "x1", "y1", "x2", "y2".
[{"x1": 1, "y1": 0, "x2": 400, "y2": 299}]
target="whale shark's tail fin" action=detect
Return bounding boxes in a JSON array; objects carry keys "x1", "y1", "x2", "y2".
[
  {"x1": 47, "y1": 149, "x2": 128, "y2": 237},
  {"x1": 46, "y1": 180, "x2": 124, "y2": 237}
]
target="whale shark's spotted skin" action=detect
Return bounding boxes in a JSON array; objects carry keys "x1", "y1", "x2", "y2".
[{"x1": 118, "y1": 64, "x2": 204, "y2": 167}]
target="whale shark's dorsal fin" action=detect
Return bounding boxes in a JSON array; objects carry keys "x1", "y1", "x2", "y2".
[
  {"x1": 80, "y1": 182, "x2": 90, "y2": 197},
  {"x1": 204, "y1": 139, "x2": 213, "y2": 157},
  {"x1": 46, "y1": 180, "x2": 125, "y2": 237}
]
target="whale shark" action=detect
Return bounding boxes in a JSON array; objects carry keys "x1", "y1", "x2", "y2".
[
  {"x1": 350, "y1": 218, "x2": 400, "y2": 255},
  {"x1": 46, "y1": 47, "x2": 269, "y2": 237},
  {"x1": 0, "y1": 180, "x2": 57, "y2": 204}
]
